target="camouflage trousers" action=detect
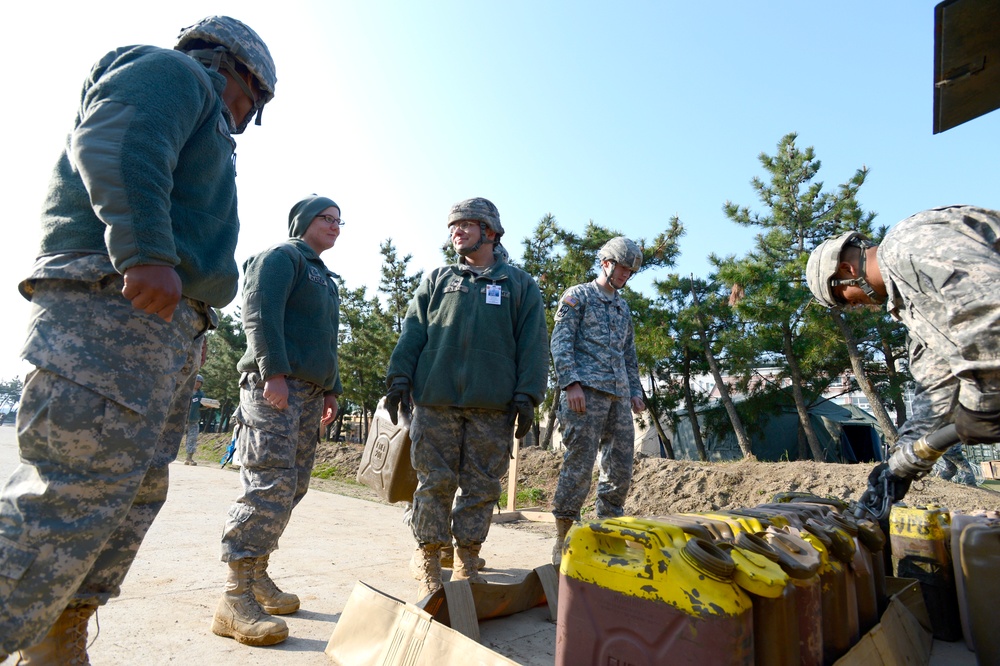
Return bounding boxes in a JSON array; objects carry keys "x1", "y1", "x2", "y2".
[
  {"x1": 409, "y1": 406, "x2": 511, "y2": 547},
  {"x1": 898, "y1": 338, "x2": 978, "y2": 487},
  {"x1": 552, "y1": 387, "x2": 634, "y2": 520},
  {"x1": 184, "y1": 422, "x2": 200, "y2": 456},
  {"x1": 0, "y1": 276, "x2": 207, "y2": 653},
  {"x1": 220, "y1": 373, "x2": 324, "y2": 561}
]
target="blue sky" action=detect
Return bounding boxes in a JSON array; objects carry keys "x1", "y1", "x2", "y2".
[{"x1": 1, "y1": 1, "x2": 997, "y2": 381}]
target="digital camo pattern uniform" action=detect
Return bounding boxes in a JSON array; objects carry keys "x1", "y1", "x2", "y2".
[
  {"x1": 879, "y1": 206, "x2": 1000, "y2": 473},
  {"x1": 221, "y1": 373, "x2": 325, "y2": 560},
  {"x1": 895, "y1": 342, "x2": 978, "y2": 486},
  {"x1": 408, "y1": 406, "x2": 512, "y2": 547},
  {"x1": 550, "y1": 281, "x2": 643, "y2": 520},
  {"x1": 0, "y1": 270, "x2": 207, "y2": 652},
  {"x1": 185, "y1": 388, "x2": 205, "y2": 457}
]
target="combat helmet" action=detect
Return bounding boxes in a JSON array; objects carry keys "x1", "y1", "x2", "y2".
[
  {"x1": 447, "y1": 197, "x2": 503, "y2": 254},
  {"x1": 447, "y1": 198, "x2": 504, "y2": 237},
  {"x1": 176, "y1": 16, "x2": 276, "y2": 133},
  {"x1": 806, "y1": 231, "x2": 878, "y2": 307},
  {"x1": 598, "y1": 237, "x2": 643, "y2": 272}
]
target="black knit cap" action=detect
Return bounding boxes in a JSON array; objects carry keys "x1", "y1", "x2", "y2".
[{"x1": 288, "y1": 195, "x2": 339, "y2": 238}]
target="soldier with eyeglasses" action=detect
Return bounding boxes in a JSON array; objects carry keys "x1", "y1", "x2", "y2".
[{"x1": 214, "y1": 195, "x2": 345, "y2": 646}]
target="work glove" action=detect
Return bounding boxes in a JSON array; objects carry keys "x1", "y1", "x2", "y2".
[
  {"x1": 385, "y1": 377, "x2": 411, "y2": 425},
  {"x1": 856, "y1": 462, "x2": 912, "y2": 522},
  {"x1": 954, "y1": 404, "x2": 1000, "y2": 445},
  {"x1": 870, "y1": 462, "x2": 912, "y2": 502},
  {"x1": 508, "y1": 394, "x2": 535, "y2": 440}
]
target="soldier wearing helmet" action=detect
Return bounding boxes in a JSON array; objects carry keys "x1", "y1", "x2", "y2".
[
  {"x1": 0, "y1": 17, "x2": 276, "y2": 660},
  {"x1": 385, "y1": 198, "x2": 549, "y2": 600},
  {"x1": 549, "y1": 237, "x2": 648, "y2": 566},
  {"x1": 806, "y1": 206, "x2": 1000, "y2": 509}
]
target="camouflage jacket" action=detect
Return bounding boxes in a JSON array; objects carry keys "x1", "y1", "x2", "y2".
[
  {"x1": 879, "y1": 205, "x2": 1000, "y2": 412},
  {"x1": 550, "y1": 280, "x2": 642, "y2": 400}
]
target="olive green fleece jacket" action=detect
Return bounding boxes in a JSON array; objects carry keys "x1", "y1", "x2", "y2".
[
  {"x1": 238, "y1": 239, "x2": 342, "y2": 395},
  {"x1": 35, "y1": 45, "x2": 241, "y2": 307},
  {"x1": 386, "y1": 255, "x2": 549, "y2": 410}
]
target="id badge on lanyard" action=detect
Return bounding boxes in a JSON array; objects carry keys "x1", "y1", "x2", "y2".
[{"x1": 486, "y1": 283, "x2": 502, "y2": 305}]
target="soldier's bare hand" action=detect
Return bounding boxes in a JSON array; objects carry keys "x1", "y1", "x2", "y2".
[
  {"x1": 263, "y1": 375, "x2": 289, "y2": 411},
  {"x1": 565, "y1": 382, "x2": 586, "y2": 413},
  {"x1": 322, "y1": 394, "x2": 339, "y2": 426},
  {"x1": 122, "y1": 265, "x2": 182, "y2": 322}
]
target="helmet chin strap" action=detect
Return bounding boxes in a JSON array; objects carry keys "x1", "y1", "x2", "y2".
[
  {"x1": 830, "y1": 239, "x2": 884, "y2": 304},
  {"x1": 602, "y1": 261, "x2": 621, "y2": 289},
  {"x1": 458, "y1": 222, "x2": 496, "y2": 256}
]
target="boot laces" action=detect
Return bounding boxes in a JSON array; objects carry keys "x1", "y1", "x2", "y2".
[{"x1": 61, "y1": 607, "x2": 97, "y2": 666}]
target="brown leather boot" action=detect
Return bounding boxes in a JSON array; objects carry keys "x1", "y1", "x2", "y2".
[
  {"x1": 251, "y1": 553, "x2": 300, "y2": 614},
  {"x1": 552, "y1": 518, "x2": 575, "y2": 567},
  {"x1": 211, "y1": 558, "x2": 289, "y2": 646},
  {"x1": 452, "y1": 544, "x2": 487, "y2": 584},
  {"x1": 18, "y1": 605, "x2": 97, "y2": 665},
  {"x1": 413, "y1": 544, "x2": 443, "y2": 599}
]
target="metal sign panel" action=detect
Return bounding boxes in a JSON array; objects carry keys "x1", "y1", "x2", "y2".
[{"x1": 933, "y1": 0, "x2": 1000, "y2": 133}]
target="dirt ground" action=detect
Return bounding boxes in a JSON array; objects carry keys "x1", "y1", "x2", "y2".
[{"x1": 299, "y1": 438, "x2": 1000, "y2": 517}]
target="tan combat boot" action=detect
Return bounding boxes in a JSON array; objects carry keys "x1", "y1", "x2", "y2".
[
  {"x1": 452, "y1": 544, "x2": 487, "y2": 584},
  {"x1": 251, "y1": 553, "x2": 300, "y2": 614},
  {"x1": 410, "y1": 542, "x2": 487, "y2": 579},
  {"x1": 413, "y1": 544, "x2": 443, "y2": 599},
  {"x1": 552, "y1": 518, "x2": 575, "y2": 567},
  {"x1": 184, "y1": 454, "x2": 197, "y2": 466},
  {"x1": 211, "y1": 558, "x2": 289, "y2": 646},
  {"x1": 437, "y1": 544, "x2": 486, "y2": 571},
  {"x1": 17, "y1": 604, "x2": 97, "y2": 665}
]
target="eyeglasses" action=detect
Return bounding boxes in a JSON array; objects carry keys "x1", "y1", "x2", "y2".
[
  {"x1": 449, "y1": 220, "x2": 479, "y2": 232},
  {"x1": 316, "y1": 214, "x2": 345, "y2": 227}
]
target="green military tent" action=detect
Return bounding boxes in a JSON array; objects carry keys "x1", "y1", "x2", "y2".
[{"x1": 642, "y1": 399, "x2": 885, "y2": 463}]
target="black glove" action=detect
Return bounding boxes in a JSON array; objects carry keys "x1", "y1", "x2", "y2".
[
  {"x1": 871, "y1": 462, "x2": 912, "y2": 503},
  {"x1": 385, "y1": 377, "x2": 411, "y2": 425},
  {"x1": 954, "y1": 404, "x2": 1000, "y2": 445},
  {"x1": 508, "y1": 394, "x2": 534, "y2": 440},
  {"x1": 856, "y1": 462, "x2": 912, "y2": 521}
]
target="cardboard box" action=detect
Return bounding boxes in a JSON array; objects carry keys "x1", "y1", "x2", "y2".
[
  {"x1": 834, "y1": 577, "x2": 932, "y2": 666},
  {"x1": 980, "y1": 460, "x2": 1000, "y2": 480}
]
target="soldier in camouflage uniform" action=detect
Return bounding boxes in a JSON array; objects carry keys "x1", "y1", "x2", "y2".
[
  {"x1": 549, "y1": 237, "x2": 647, "y2": 566},
  {"x1": 900, "y1": 357, "x2": 978, "y2": 486},
  {"x1": 213, "y1": 195, "x2": 343, "y2": 646},
  {"x1": 807, "y1": 205, "x2": 1000, "y2": 499},
  {"x1": 385, "y1": 198, "x2": 549, "y2": 599},
  {"x1": 183, "y1": 374, "x2": 206, "y2": 466},
  {"x1": 0, "y1": 16, "x2": 276, "y2": 663}
]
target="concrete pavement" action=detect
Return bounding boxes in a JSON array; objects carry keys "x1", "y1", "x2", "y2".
[
  {"x1": 0, "y1": 425, "x2": 977, "y2": 664},
  {"x1": 0, "y1": 425, "x2": 556, "y2": 665}
]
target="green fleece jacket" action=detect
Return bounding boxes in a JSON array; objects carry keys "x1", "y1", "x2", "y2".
[
  {"x1": 37, "y1": 45, "x2": 241, "y2": 307},
  {"x1": 386, "y1": 254, "x2": 549, "y2": 410},
  {"x1": 238, "y1": 239, "x2": 342, "y2": 394}
]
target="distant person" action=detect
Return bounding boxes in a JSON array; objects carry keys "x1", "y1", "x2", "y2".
[
  {"x1": 0, "y1": 16, "x2": 276, "y2": 663},
  {"x1": 385, "y1": 197, "x2": 548, "y2": 599},
  {"x1": 213, "y1": 195, "x2": 343, "y2": 646},
  {"x1": 549, "y1": 237, "x2": 647, "y2": 566},
  {"x1": 806, "y1": 205, "x2": 1000, "y2": 504},
  {"x1": 183, "y1": 374, "x2": 207, "y2": 465}
]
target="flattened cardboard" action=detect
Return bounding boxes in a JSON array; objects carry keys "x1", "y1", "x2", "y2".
[
  {"x1": 834, "y1": 577, "x2": 932, "y2": 666},
  {"x1": 325, "y1": 581, "x2": 518, "y2": 666}
]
